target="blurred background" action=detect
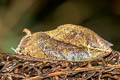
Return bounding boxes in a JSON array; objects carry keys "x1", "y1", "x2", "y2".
[{"x1": 0, "y1": 0, "x2": 120, "y2": 53}]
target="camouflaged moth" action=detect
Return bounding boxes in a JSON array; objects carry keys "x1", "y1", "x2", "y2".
[{"x1": 13, "y1": 24, "x2": 113, "y2": 62}]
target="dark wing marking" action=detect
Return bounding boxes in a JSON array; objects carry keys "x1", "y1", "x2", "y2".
[{"x1": 36, "y1": 32, "x2": 90, "y2": 61}]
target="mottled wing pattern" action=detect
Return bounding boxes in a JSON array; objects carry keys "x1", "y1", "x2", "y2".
[
  {"x1": 44, "y1": 24, "x2": 112, "y2": 55},
  {"x1": 35, "y1": 32, "x2": 91, "y2": 61},
  {"x1": 15, "y1": 24, "x2": 113, "y2": 62}
]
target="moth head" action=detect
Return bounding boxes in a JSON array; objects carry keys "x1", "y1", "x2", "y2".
[{"x1": 13, "y1": 28, "x2": 32, "y2": 54}]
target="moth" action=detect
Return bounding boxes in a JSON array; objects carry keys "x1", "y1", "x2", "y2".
[{"x1": 13, "y1": 24, "x2": 113, "y2": 62}]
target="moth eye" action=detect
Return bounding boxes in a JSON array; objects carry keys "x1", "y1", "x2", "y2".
[{"x1": 18, "y1": 47, "x2": 25, "y2": 54}]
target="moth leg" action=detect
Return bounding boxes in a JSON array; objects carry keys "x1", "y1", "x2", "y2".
[
  {"x1": 11, "y1": 47, "x2": 22, "y2": 54},
  {"x1": 11, "y1": 47, "x2": 17, "y2": 53}
]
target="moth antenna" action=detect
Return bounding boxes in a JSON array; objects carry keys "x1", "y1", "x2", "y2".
[{"x1": 23, "y1": 28, "x2": 32, "y2": 36}]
